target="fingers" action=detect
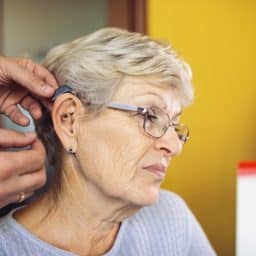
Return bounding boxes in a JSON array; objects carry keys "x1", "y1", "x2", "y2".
[
  {"x1": 0, "y1": 129, "x2": 36, "y2": 148},
  {"x1": 0, "y1": 85, "x2": 31, "y2": 125},
  {"x1": 0, "y1": 138, "x2": 46, "y2": 179},
  {"x1": 17, "y1": 57, "x2": 58, "y2": 90},
  {"x1": 0, "y1": 137, "x2": 47, "y2": 208},
  {"x1": 0, "y1": 167, "x2": 46, "y2": 199},
  {"x1": 31, "y1": 61, "x2": 58, "y2": 89},
  {"x1": 20, "y1": 95, "x2": 42, "y2": 120},
  {"x1": 3, "y1": 104, "x2": 30, "y2": 126},
  {"x1": 0, "y1": 194, "x2": 17, "y2": 208},
  {"x1": 4, "y1": 57, "x2": 56, "y2": 98},
  {"x1": 0, "y1": 191, "x2": 34, "y2": 208},
  {"x1": 19, "y1": 59, "x2": 57, "y2": 112},
  {"x1": 0, "y1": 57, "x2": 58, "y2": 123}
]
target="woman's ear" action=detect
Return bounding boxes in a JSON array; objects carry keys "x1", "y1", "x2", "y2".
[{"x1": 51, "y1": 93, "x2": 83, "y2": 153}]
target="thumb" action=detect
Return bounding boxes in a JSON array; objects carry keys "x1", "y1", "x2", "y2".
[
  {"x1": 0, "y1": 129, "x2": 37, "y2": 148},
  {"x1": 4, "y1": 58, "x2": 55, "y2": 97}
]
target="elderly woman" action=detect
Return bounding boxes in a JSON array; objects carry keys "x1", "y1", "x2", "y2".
[{"x1": 0, "y1": 28, "x2": 216, "y2": 255}]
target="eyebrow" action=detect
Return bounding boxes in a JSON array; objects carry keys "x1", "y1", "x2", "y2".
[
  {"x1": 136, "y1": 92, "x2": 167, "y2": 108},
  {"x1": 135, "y1": 92, "x2": 182, "y2": 119}
]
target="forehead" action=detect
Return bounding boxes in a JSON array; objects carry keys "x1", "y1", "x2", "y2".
[{"x1": 113, "y1": 76, "x2": 182, "y2": 112}]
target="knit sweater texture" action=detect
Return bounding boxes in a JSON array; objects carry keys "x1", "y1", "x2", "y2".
[{"x1": 0, "y1": 190, "x2": 216, "y2": 255}]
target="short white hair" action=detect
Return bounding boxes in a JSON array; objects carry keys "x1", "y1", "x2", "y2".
[{"x1": 43, "y1": 27, "x2": 193, "y2": 110}]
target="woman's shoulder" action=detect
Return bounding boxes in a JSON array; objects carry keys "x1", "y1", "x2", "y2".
[
  {"x1": 138, "y1": 189, "x2": 190, "y2": 220},
  {"x1": 127, "y1": 189, "x2": 192, "y2": 238},
  {"x1": 0, "y1": 209, "x2": 75, "y2": 256},
  {"x1": 121, "y1": 190, "x2": 193, "y2": 254},
  {"x1": 0, "y1": 211, "x2": 14, "y2": 232},
  {"x1": 158, "y1": 189, "x2": 189, "y2": 209},
  {"x1": 125, "y1": 189, "x2": 216, "y2": 255},
  {"x1": 0, "y1": 211, "x2": 17, "y2": 254}
]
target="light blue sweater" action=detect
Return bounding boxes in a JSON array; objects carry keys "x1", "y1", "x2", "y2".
[{"x1": 0, "y1": 190, "x2": 216, "y2": 255}]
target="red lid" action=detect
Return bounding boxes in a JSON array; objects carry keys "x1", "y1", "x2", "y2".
[{"x1": 238, "y1": 162, "x2": 256, "y2": 176}]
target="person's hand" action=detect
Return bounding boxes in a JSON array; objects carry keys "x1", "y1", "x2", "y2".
[
  {"x1": 0, "y1": 56, "x2": 57, "y2": 209},
  {"x1": 0, "y1": 56, "x2": 58, "y2": 125},
  {"x1": 0, "y1": 129, "x2": 46, "y2": 208}
]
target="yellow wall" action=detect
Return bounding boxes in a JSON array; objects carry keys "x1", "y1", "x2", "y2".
[{"x1": 148, "y1": 1, "x2": 256, "y2": 255}]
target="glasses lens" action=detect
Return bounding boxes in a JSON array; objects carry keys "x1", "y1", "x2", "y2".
[
  {"x1": 144, "y1": 106, "x2": 169, "y2": 138},
  {"x1": 174, "y1": 124, "x2": 189, "y2": 142},
  {"x1": 143, "y1": 107, "x2": 189, "y2": 142}
]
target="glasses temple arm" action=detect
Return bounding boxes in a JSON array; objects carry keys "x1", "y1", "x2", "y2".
[{"x1": 107, "y1": 103, "x2": 147, "y2": 114}]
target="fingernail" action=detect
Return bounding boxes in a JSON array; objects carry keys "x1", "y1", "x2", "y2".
[
  {"x1": 25, "y1": 132, "x2": 36, "y2": 139},
  {"x1": 41, "y1": 85, "x2": 54, "y2": 95},
  {"x1": 32, "y1": 108, "x2": 42, "y2": 119},
  {"x1": 19, "y1": 116, "x2": 29, "y2": 125}
]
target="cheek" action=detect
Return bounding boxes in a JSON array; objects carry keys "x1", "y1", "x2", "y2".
[{"x1": 76, "y1": 117, "x2": 152, "y2": 185}]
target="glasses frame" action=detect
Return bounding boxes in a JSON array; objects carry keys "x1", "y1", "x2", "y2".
[
  {"x1": 107, "y1": 103, "x2": 189, "y2": 143},
  {"x1": 52, "y1": 86, "x2": 189, "y2": 143}
]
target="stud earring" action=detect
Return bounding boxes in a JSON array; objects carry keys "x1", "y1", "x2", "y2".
[{"x1": 67, "y1": 147, "x2": 75, "y2": 153}]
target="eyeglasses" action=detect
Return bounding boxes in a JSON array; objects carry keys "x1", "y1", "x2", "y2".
[
  {"x1": 107, "y1": 103, "x2": 189, "y2": 143},
  {"x1": 52, "y1": 85, "x2": 189, "y2": 143}
]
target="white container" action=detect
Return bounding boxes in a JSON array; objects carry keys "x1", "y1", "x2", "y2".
[{"x1": 236, "y1": 162, "x2": 256, "y2": 256}]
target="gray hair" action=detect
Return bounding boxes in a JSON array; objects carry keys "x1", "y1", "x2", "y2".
[{"x1": 36, "y1": 27, "x2": 193, "y2": 204}]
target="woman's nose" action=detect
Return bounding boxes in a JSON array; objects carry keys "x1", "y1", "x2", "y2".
[{"x1": 154, "y1": 127, "x2": 183, "y2": 157}]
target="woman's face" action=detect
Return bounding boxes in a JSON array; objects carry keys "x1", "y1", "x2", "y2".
[{"x1": 76, "y1": 76, "x2": 184, "y2": 206}]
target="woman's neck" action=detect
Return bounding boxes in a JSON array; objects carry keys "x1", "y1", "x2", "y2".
[{"x1": 14, "y1": 166, "x2": 140, "y2": 255}]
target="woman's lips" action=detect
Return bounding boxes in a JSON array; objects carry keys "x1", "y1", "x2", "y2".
[{"x1": 142, "y1": 163, "x2": 167, "y2": 179}]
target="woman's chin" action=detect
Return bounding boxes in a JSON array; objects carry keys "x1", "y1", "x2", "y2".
[
  {"x1": 103, "y1": 182, "x2": 161, "y2": 207},
  {"x1": 130, "y1": 186, "x2": 161, "y2": 207}
]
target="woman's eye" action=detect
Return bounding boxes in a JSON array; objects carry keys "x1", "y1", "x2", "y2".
[
  {"x1": 147, "y1": 107, "x2": 156, "y2": 115},
  {"x1": 147, "y1": 114, "x2": 157, "y2": 122},
  {"x1": 145, "y1": 108, "x2": 156, "y2": 119}
]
